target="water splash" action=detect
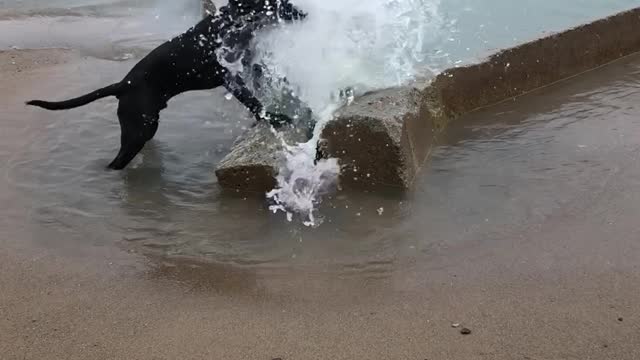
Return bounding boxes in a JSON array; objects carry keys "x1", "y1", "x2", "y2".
[
  {"x1": 251, "y1": 0, "x2": 450, "y2": 226},
  {"x1": 266, "y1": 106, "x2": 341, "y2": 227},
  {"x1": 252, "y1": 0, "x2": 448, "y2": 110}
]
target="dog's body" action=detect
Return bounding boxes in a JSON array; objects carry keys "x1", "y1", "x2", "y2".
[{"x1": 26, "y1": 0, "x2": 306, "y2": 170}]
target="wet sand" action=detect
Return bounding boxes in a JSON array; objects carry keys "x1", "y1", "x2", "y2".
[{"x1": 2, "y1": 49, "x2": 640, "y2": 359}]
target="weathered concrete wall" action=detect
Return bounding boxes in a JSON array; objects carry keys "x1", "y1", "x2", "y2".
[
  {"x1": 431, "y1": 6, "x2": 640, "y2": 118},
  {"x1": 321, "y1": 6, "x2": 640, "y2": 190},
  {"x1": 215, "y1": 122, "x2": 309, "y2": 191},
  {"x1": 216, "y1": 7, "x2": 640, "y2": 192},
  {"x1": 215, "y1": 86, "x2": 315, "y2": 191},
  {"x1": 319, "y1": 85, "x2": 440, "y2": 189}
]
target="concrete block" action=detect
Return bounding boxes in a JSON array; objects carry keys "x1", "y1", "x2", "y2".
[
  {"x1": 318, "y1": 84, "x2": 447, "y2": 190},
  {"x1": 318, "y1": 7, "x2": 640, "y2": 191},
  {"x1": 215, "y1": 6, "x2": 640, "y2": 192},
  {"x1": 431, "y1": 6, "x2": 640, "y2": 117},
  {"x1": 214, "y1": 122, "x2": 309, "y2": 192}
]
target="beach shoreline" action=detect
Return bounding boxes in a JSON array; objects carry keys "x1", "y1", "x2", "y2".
[{"x1": 2, "y1": 44, "x2": 640, "y2": 360}]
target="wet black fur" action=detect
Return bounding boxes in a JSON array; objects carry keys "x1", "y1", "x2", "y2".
[{"x1": 26, "y1": 0, "x2": 306, "y2": 170}]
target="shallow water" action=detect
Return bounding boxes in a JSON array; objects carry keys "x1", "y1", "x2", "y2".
[
  {"x1": 2, "y1": 1, "x2": 640, "y2": 273},
  {"x1": 0, "y1": 0, "x2": 201, "y2": 61},
  {"x1": 3, "y1": 49, "x2": 640, "y2": 275}
]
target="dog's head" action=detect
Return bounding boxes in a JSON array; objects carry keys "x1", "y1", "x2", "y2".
[
  {"x1": 227, "y1": 0, "x2": 307, "y2": 21},
  {"x1": 227, "y1": 0, "x2": 264, "y2": 16}
]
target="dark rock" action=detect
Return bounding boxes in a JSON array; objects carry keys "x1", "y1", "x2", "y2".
[
  {"x1": 320, "y1": 83, "x2": 444, "y2": 190},
  {"x1": 318, "y1": 7, "x2": 640, "y2": 192},
  {"x1": 216, "y1": 7, "x2": 640, "y2": 193},
  {"x1": 215, "y1": 122, "x2": 309, "y2": 192}
]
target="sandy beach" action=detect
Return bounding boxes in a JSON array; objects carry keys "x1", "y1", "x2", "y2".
[{"x1": 1, "y1": 47, "x2": 639, "y2": 359}]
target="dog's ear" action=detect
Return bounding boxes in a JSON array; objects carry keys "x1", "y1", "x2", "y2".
[
  {"x1": 278, "y1": 1, "x2": 307, "y2": 21},
  {"x1": 202, "y1": 0, "x2": 216, "y2": 16},
  {"x1": 228, "y1": 0, "x2": 262, "y2": 16}
]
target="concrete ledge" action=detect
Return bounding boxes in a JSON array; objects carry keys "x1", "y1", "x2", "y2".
[
  {"x1": 432, "y1": 6, "x2": 640, "y2": 118},
  {"x1": 215, "y1": 123, "x2": 308, "y2": 192},
  {"x1": 320, "y1": 86, "x2": 419, "y2": 189},
  {"x1": 216, "y1": 6, "x2": 640, "y2": 191},
  {"x1": 321, "y1": 6, "x2": 640, "y2": 190}
]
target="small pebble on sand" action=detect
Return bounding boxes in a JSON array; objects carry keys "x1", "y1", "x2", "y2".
[
  {"x1": 618, "y1": 317, "x2": 623, "y2": 322},
  {"x1": 460, "y1": 328, "x2": 472, "y2": 335},
  {"x1": 451, "y1": 323, "x2": 460, "y2": 328}
]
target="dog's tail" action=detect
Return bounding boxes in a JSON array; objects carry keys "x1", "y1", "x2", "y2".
[{"x1": 26, "y1": 82, "x2": 124, "y2": 111}]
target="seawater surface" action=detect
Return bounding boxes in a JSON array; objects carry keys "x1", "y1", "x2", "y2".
[{"x1": 1, "y1": 0, "x2": 640, "y2": 269}]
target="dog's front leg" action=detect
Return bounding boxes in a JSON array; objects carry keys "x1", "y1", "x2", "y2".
[
  {"x1": 223, "y1": 72, "x2": 292, "y2": 127},
  {"x1": 223, "y1": 72, "x2": 263, "y2": 116}
]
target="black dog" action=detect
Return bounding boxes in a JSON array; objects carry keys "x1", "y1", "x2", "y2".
[{"x1": 26, "y1": 0, "x2": 307, "y2": 170}]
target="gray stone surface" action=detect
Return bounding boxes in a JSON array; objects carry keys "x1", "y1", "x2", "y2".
[
  {"x1": 215, "y1": 6, "x2": 640, "y2": 192},
  {"x1": 214, "y1": 83, "x2": 441, "y2": 192},
  {"x1": 319, "y1": 7, "x2": 640, "y2": 191},
  {"x1": 319, "y1": 84, "x2": 437, "y2": 190},
  {"x1": 215, "y1": 122, "x2": 308, "y2": 192}
]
